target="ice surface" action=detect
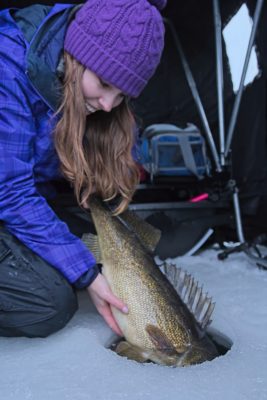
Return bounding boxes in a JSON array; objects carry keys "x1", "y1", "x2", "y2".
[{"x1": 1, "y1": 248, "x2": 267, "y2": 400}]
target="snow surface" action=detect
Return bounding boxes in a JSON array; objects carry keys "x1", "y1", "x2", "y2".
[{"x1": 1, "y1": 247, "x2": 267, "y2": 400}]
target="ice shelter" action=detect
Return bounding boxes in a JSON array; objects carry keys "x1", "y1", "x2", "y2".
[{"x1": 1, "y1": 0, "x2": 267, "y2": 266}]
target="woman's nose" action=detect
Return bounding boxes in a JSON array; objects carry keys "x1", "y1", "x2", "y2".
[{"x1": 98, "y1": 93, "x2": 116, "y2": 112}]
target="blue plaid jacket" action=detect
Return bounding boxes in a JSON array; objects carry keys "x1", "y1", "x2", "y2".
[{"x1": 0, "y1": 5, "x2": 98, "y2": 285}]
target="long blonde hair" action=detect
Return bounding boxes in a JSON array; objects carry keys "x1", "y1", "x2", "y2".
[{"x1": 54, "y1": 52, "x2": 140, "y2": 214}]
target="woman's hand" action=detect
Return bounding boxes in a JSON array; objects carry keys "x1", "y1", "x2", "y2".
[{"x1": 87, "y1": 273, "x2": 128, "y2": 336}]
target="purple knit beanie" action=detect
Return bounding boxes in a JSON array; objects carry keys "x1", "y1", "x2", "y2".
[{"x1": 64, "y1": 0, "x2": 167, "y2": 98}]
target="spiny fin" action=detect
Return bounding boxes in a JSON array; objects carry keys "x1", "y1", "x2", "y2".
[
  {"x1": 81, "y1": 233, "x2": 101, "y2": 263},
  {"x1": 118, "y1": 210, "x2": 161, "y2": 253},
  {"x1": 115, "y1": 341, "x2": 149, "y2": 363},
  {"x1": 160, "y1": 262, "x2": 215, "y2": 330},
  {"x1": 146, "y1": 324, "x2": 181, "y2": 355}
]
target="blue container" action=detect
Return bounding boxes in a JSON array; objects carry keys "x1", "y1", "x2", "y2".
[{"x1": 140, "y1": 123, "x2": 210, "y2": 179}]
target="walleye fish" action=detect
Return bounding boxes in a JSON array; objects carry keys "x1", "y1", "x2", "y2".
[{"x1": 85, "y1": 196, "x2": 219, "y2": 366}]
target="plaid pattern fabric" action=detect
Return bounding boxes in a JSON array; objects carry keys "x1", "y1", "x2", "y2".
[{"x1": 0, "y1": 9, "x2": 96, "y2": 284}]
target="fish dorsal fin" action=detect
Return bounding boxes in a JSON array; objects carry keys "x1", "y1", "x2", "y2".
[
  {"x1": 118, "y1": 210, "x2": 161, "y2": 253},
  {"x1": 159, "y1": 262, "x2": 215, "y2": 331},
  {"x1": 85, "y1": 196, "x2": 161, "y2": 255},
  {"x1": 81, "y1": 233, "x2": 102, "y2": 264},
  {"x1": 81, "y1": 209, "x2": 161, "y2": 260}
]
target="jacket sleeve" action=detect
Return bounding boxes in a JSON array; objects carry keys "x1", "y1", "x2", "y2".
[{"x1": 0, "y1": 61, "x2": 97, "y2": 285}]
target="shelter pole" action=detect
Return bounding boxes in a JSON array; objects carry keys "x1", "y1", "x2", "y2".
[
  {"x1": 164, "y1": 18, "x2": 222, "y2": 173},
  {"x1": 225, "y1": 0, "x2": 264, "y2": 157},
  {"x1": 232, "y1": 185, "x2": 245, "y2": 243},
  {"x1": 213, "y1": 0, "x2": 225, "y2": 167}
]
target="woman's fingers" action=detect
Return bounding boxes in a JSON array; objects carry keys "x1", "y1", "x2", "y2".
[
  {"x1": 87, "y1": 273, "x2": 128, "y2": 335},
  {"x1": 89, "y1": 274, "x2": 128, "y2": 313},
  {"x1": 104, "y1": 291, "x2": 128, "y2": 314},
  {"x1": 100, "y1": 304, "x2": 124, "y2": 336}
]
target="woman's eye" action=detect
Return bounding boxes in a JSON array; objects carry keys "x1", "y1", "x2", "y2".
[{"x1": 99, "y1": 79, "x2": 109, "y2": 88}]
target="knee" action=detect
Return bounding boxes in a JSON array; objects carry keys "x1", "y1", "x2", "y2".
[
  {"x1": 33, "y1": 281, "x2": 78, "y2": 338},
  {"x1": 0, "y1": 276, "x2": 78, "y2": 338},
  {"x1": 0, "y1": 234, "x2": 78, "y2": 338},
  {"x1": 50, "y1": 281, "x2": 79, "y2": 335}
]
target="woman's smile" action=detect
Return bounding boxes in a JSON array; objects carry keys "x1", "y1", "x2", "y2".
[{"x1": 85, "y1": 102, "x2": 98, "y2": 114}]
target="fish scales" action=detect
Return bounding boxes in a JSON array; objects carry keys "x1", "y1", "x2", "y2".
[{"x1": 94, "y1": 208, "x2": 192, "y2": 348}]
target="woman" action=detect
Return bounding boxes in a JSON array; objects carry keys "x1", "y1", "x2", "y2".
[{"x1": 0, "y1": 0, "x2": 166, "y2": 337}]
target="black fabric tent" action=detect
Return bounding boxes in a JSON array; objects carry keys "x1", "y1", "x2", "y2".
[
  {"x1": 1, "y1": 0, "x2": 266, "y2": 259},
  {"x1": 132, "y1": 0, "x2": 267, "y2": 248}
]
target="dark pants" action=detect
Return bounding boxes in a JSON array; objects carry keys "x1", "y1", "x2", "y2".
[{"x1": 0, "y1": 194, "x2": 94, "y2": 338}]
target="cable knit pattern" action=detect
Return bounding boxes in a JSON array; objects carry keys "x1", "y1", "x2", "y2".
[{"x1": 64, "y1": 0, "x2": 166, "y2": 97}]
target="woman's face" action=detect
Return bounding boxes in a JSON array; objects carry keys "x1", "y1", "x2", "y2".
[{"x1": 81, "y1": 68, "x2": 125, "y2": 115}]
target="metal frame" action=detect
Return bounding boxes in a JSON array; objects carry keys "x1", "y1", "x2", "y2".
[
  {"x1": 163, "y1": 0, "x2": 264, "y2": 261},
  {"x1": 224, "y1": 0, "x2": 264, "y2": 156}
]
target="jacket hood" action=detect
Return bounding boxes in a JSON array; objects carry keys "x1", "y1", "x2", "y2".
[{"x1": 14, "y1": 4, "x2": 80, "y2": 111}]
